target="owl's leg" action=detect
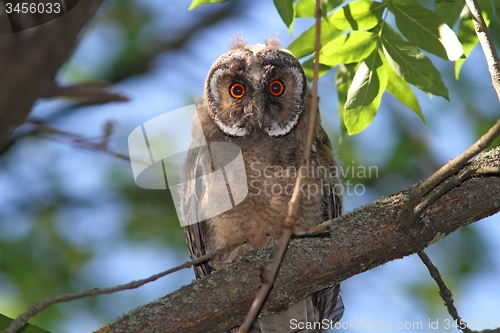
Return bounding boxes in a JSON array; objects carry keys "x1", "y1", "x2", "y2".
[{"x1": 212, "y1": 242, "x2": 252, "y2": 269}]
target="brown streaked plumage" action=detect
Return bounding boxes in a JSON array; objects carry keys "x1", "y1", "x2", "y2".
[{"x1": 182, "y1": 36, "x2": 343, "y2": 332}]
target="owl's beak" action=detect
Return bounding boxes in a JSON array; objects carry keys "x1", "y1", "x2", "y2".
[{"x1": 252, "y1": 92, "x2": 265, "y2": 127}]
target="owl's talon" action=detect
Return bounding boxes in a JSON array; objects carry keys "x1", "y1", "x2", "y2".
[{"x1": 266, "y1": 232, "x2": 275, "y2": 244}]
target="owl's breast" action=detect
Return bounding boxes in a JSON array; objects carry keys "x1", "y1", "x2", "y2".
[{"x1": 209, "y1": 145, "x2": 327, "y2": 250}]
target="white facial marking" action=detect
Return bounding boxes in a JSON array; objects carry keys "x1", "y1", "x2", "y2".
[
  {"x1": 266, "y1": 118, "x2": 300, "y2": 137},
  {"x1": 216, "y1": 121, "x2": 248, "y2": 137},
  {"x1": 208, "y1": 53, "x2": 248, "y2": 137},
  {"x1": 262, "y1": 62, "x2": 304, "y2": 137}
]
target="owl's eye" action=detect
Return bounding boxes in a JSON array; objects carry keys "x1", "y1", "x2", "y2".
[
  {"x1": 269, "y1": 80, "x2": 285, "y2": 96},
  {"x1": 229, "y1": 83, "x2": 245, "y2": 98}
]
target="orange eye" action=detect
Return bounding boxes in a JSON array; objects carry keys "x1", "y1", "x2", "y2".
[
  {"x1": 229, "y1": 83, "x2": 245, "y2": 98},
  {"x1": 269, "y1": 80, "x2": 285, "y2": 96}
]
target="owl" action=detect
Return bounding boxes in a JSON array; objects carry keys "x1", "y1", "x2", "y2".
[{"x1": 181, "y1": 36, "x2": 343, "y2": 333}]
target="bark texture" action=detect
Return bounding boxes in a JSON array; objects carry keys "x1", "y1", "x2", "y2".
[{"x1": 104, "y1": 147, "x2": 500, "y2": 333}]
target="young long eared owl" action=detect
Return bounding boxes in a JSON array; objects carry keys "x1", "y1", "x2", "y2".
[{"x1": 182, "y1": 36, "x2": 343, "y2": 332}]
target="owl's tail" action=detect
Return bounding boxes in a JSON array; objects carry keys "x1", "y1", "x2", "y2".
[{"x1": 229, "y1": 285, "x2": 344, "y2": 333}]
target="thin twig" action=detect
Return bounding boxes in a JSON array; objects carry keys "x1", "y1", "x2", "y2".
[
  {"x1": 417, "y1": 251, "x2": 473, "y2": 333},
  {"x1": 4, "y1": 237, "x2": 247, "y2": 333},
  {"x1": 236, "y1": 1, "x2": 323, "y2": 331},
  {"x1": 464, "y1": 0, "x2": 500, "y2": 101},
  {"x1": 0, "y1": 105, "x2": 89, "y2": 156},
  {"x1": 27, "y1": 118, "x2": 131, "y2": 161},
  {"x1": 400, "y1": 119, "x2": 500, "y2": 220},
  {"x1": 26, "y1": 119, "x2": 173, "y2": 169}
]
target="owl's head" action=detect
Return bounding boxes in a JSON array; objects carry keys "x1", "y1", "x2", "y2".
[{"x1": 203, "y1": 36, "x2": 307, "y2": 138}]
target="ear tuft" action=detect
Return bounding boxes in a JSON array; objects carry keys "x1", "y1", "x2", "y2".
[
  {"x1": 265, "y1": 35, "x2": 282, "y2": 49},
  {"x1": 229, "y1": 33, "x2": 247, "y2": 50}
]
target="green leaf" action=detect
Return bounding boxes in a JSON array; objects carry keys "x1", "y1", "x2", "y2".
[
  {"x1": 302, "y1": 58, "x2": 333, "y2": 81},
  {"x1": 295, "y1": 0, "x2": 316, "y2": 17},
  {"x1": 381, "y1": 29, "x2": 449, "y2": 100},
  {"x1": 288, "y1": 15, "x2": 342, "y2": 59},
  {"x1": 455, "y1": 0, "x2": 492, "y2": 78},
  {"x1": 391, "y1": 3, "x2": 463, "y2": 60},
  {"x1": 295, "y1": 0, "x2": 314, "y2": 17},
  {"x1": 0, "y1": 313, "x2": 51, "y2": 333},
  {"x1": 346, "y1": 51, "x2": 383, "y2": 109},
  {"x1": 344, "y1": 51, "x2": 387, "y2": 134},
  {"x1": 320, "y1": 31, "x2": 378, "y2": 67},
  {"x1": 295, "y1": 0, "x2": 344, "y2": 17},
  {"x1": 273, "y1": 0, "x2": 295, "y2": 29},
  {"x1": 336, "y1": 64, "x2": 356, "y2": 140},
  {"x1": 381, "y1": 52, "x2": 425, "y2": 124},
  {"x1": 434, "y1": 0, "x2": 465, "y2": 28},
  {"x1": 188, "y1": 0, "x2": 228, "y2": 10},
  {"x1": 330, "y1": 0, "x2": 386, "y2": 30}
]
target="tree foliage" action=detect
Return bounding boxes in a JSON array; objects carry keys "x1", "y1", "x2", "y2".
[{"x1": 192, "y1": 0, "x2": 496, "y2": 135}]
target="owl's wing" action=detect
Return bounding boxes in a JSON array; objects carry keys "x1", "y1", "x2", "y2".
[
  {"x1": 317, "y1": 127, "x2": 343, "y2": 221},
  {"x1": 311, "y1": 285, "x2": 344, "y2": 328},
  {"x1": 183, "y1": 213, "x2": 213, "y2": 279},
  {"x1": 312, "y1": 126, "x2": 345, "y2": 327},
  {"x1": 182, "y1": 143, "x2": 215, "y2": 279}
]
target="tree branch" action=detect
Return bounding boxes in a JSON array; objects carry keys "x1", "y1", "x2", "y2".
[
  {"x1": 464, "y1": 0, "x2": 500, "y2": 101},
  {"x1": 43, "y1": 84, "x2": 129, "y2": 104},
  {"x1": 401, "y1": 119, "x2": 500, "y2": 221},
  {"x1": 0, "y1": 1, "x2": 107, "y2": 148},
  {"x1": 417, "y1": 251, "x2": 473, "y2": 333},
  {"x1": 104, "y1": 146, "x2": 500, "y2": 333},
  {"x1": 26, "y1": 118, "x2": 131, "y2": 161}
]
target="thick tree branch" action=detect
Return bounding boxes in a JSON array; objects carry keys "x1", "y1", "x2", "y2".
[
  {"x1": 104, "y1": 147, "x2": 500, "y2": 333},
  {"x1": 0, "y1": 1, "x2": 106, "y2": 148}
]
